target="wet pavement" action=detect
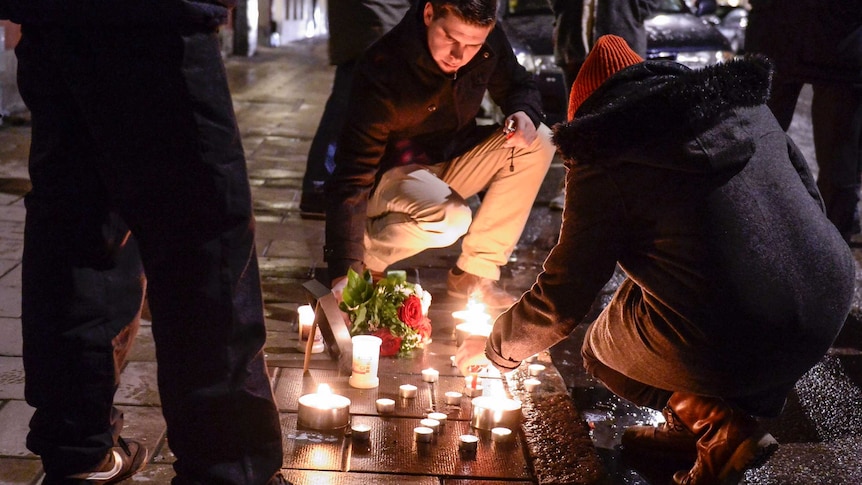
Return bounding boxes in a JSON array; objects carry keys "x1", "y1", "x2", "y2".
[{"x1": 0, "y1": 36, "x2": 860, "y2": 484}]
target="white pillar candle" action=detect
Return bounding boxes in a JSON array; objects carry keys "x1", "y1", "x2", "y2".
[
  {"x1": 421, "y1": 368, "x2": 439, "y2": 383},
  {"x1": 348, "y1": 335, "x2": 382, "y2": 389},
  {"x1": 399, "y1": 384, "x2": 418, "y2": 399},
  {"x1": 375, "y1": 398, "x2": 395, "y2": 414}
]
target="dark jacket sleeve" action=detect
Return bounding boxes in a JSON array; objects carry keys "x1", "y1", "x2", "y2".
[
  {"x1": 486, "y1": 164, "x2": 624, "y2": 370},
  {"x1": 485, "y1": 26, "x2": 545, "y2": 127},
  {"x1": 785, "y1": 133, "x2": 826, "y2": 213}
]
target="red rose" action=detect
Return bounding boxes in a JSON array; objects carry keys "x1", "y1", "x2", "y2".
[
  {"x1": 373, "y1": 328, "x2": 403, "y2": 357},
  {"x1": 398, "y1": 295, "x2": 423, "y2": 328},
  {"x1": 415, "y1": 316, "x2": 432, "y2": 342}
]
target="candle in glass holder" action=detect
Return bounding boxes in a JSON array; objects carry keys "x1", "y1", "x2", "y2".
[
  {"x1": 349, "y1": 335, "x2": 382, "y2": 389},
  {"x1": 297, "y1": 383, "x2": 351, "y2": 430},
  {"x1": 445, "y1": 391, "x2": 463, "y2": 405},
  {"x1": 399, "y1": 384, "x2": 418, "y2": 398},
  {"x1": 470, "y1": 396, "x2": 522, "y2": 430},
  {"x1": 421, "y1": 368, "x2": 439, "y2": 383},
  {"x1": 375, "y1": 398, "x2": 395, "y2": 414},
  {"x1": 296, "y1": 304, "x2": 324, "y2": 353}
]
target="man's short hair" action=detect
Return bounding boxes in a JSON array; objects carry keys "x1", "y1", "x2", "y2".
[{"x1": 427, "y1": 0, "x2": 497, "y2": 27}]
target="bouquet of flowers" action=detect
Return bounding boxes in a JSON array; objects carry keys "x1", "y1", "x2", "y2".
[{"x1": 339, "y1": 268, "x2": 433, "y2": 357}]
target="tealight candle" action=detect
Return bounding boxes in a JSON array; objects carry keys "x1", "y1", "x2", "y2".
[
  {"x1": 375, "y1": 398, "x2": 395, "y2": 414},
  {"x1": 351, "y1": 423, "x2": 371, "y2": 441},
  {"x1": 421, "y1": 368, "x2": 439, "y2": 383},
  {"x1": 399, "y1": 384, "x2": 418, "y2": 399},
  {"x1": 523, "y1": 378, "x2": 541, "y2": 392},
  {"x1": 491, "y1": 426, "x2": 514, "y2": 443},
  {"x1": 348, "y1": 335, "x2": 382, "y2": 389},
  {"x1": 470, "y1": 396, "x2": 522, "y2": 430},
  {"x1": 414, "y1": 426, "x2": 434, "y2": 443},
  {"x1": 464, "y1": 385, "x2": 483, "y2": 397},
  {"x1": 427, "y1": 412, "x2": 447, "y2": 427},
  {"x1": 528, "y1": 364, "x2": 546, "y2": 377},
  {"x1": 297, "y1": 383, "x2": 351, "y2": 430},
  {"x1": 445, "y1": 391, "x2": 463, "y2": 405},
  {"x1": 458, "y1": 434, "x2": 479, "y2": 453},
  {"x1": 420, "y1": 418, "x2": 440, "y2": 434}
]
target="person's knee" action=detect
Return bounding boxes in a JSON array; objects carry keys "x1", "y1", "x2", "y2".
[{"x1": 437, "y1": 201, "x2": 472, "y2": 245}]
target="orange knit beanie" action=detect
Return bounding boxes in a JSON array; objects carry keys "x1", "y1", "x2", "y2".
[{"x1": 567, "y1": 35, "x2": 644, "y2": 120}]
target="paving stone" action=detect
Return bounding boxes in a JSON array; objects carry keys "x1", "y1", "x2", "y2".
[
  {"x1": 0, "y1": 316, "x2": 21, "y2": 356},
  {"x1": 115, "y1": 361, "x2": 160, "y2": 406},
  {"x1": 0, "y1": 355, "x2": 24, "y2": 399},
  {"x1": 0, "y1": 457, "x2": 42, "y2": 485},
  {"x1": 0, "y1": 399, "x2": 35, "y2": 457}
]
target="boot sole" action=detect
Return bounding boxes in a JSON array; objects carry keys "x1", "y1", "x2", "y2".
[{"x1": 717, "y1": 431, "x2": 778, "y2": 485}]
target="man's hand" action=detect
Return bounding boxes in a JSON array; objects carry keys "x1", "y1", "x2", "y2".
[
  {"x1": 502, "y1": 111, "x2": 537, "y2": 149},
  {"x1": 455, "y1": 335, "x2": 492, "y2": 376},
  {"x1": 331, "y1": 275, "x2": 348, "y2": 304}
]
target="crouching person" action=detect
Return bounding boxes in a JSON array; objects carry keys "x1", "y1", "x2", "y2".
[{"x1": 457, "y1": 35, "x2": 854, "y2": 485}]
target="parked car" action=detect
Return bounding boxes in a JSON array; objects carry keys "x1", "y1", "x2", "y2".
[{"x1": 491, "y1": 0, "x2": 736, "y2": 125}]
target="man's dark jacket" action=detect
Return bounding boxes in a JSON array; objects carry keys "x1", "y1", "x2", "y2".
[
  {"x1": 324, "y1": 3, "x2": 543, "y2": 281},
  {"x1": 486, "y1": 57, "x2": 854, "y2": 416}
]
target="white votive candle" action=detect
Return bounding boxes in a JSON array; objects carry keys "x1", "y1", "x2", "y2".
[
  {"x1": 421, "y1": 368, "x2": 439, "y2": 383},
  {"x1": 375, "y1": 398, "x2": 395, "y2": 414},
  {"x1": 528, "y1": 364, "x2": 546, "y2": 377},
  {"x1": 444, "y1": 391, "x2": 463, "y2": 405},
  {"x1": 414, "y1": 426, "x2": 434, "y2": 443},
  {"x1": 399, "y1": 384, "x2": 418, "y2": 399}
]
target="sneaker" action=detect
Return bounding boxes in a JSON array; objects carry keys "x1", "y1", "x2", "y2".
[
  {"x1": 66, "y1": 437, "x2": 148, "y2": 484},
  {"x1": 447, "y1": 269, "x2": 518, "y2": 310}
]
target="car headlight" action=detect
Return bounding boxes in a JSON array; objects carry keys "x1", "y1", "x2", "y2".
[
  {"x1": 515, "y1": 51, "x2": 557, "y2": 75},
  {"x1": 672, "y1": 50, "x2": 735, "y2": 69}
]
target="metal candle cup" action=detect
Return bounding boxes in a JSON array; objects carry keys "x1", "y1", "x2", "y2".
[
  {"x1": 445, "y1": 391, "x2": 463, "y2": 405},
  {"x1": 351, "y1": 423, "x2": 371, "y2": 441},
  {"x1": 421, "y1": 368, "x2": 439, "y2": 383},
  {"x1": 375, "y1": 398, "x2": 395, "y2": 414},
  {"x1": 470, "y1": 396, "x2": 522, "y2": 430},
  {"x1": 414, "y1": 426, "x2": 434, "y2": 443},
  {"x1": 297, "y1": 384, "x2": 351, "y2": 430},
  {"x1": 348, "y1": 335, "x2": 382, "y2": 389},
  {"x1": 419, "y1": 418, "x2": 440, "y2": 434},
  {"x1": 399, "y1": 384, "x2": 418, "y2": 398},
  {"x1": 459, "y1": 434, "x2": 479, "y2": 453}
]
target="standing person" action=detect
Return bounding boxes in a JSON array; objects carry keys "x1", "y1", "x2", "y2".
[
  {"x1": 547, "y1": 0, "x2": 661, "y2": 209},
  {"x1": 299, "y1": 0, "x2": 412, "y2": 218},
  {"x1": 325, "y1": 0, "x2": 555, "y2": 310},
  {"x1": 457, "y1": 36, "x2": 854, "y2": 484},
  {"x1": 746, "y1": 0, "x2": 862, "y2": 242},
  {"x1": 3, "y1": 2, "x2": 288, "y2": 484}
]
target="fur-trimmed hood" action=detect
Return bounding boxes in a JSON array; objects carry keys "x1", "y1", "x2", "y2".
[{"x1": 552, "y1": 56, "x2": 773, "y2": 173}]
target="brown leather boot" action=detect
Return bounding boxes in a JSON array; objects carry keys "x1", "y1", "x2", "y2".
[
  {"x1": 668, "y1": 392, "x2": 778, "y2": 485},
  {"x1": 621, "y1": 405, "x2": 698, "y2": 460}
]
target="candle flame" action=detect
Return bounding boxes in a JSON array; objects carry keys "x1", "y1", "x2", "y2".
[{"x1": 317, "y1": 383, "x2": 332, "y2": 396}]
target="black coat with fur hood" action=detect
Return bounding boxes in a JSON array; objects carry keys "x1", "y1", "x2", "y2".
[{"x1": 486, "y1": 57, "x2": 855, "y2": 415}]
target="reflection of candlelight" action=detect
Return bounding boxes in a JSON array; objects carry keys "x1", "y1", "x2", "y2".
[
  {"x1": 297, "y1": 384, "x2": 351, "y2": 430},
  {"x1": 470, "y1": 396, "x2": 522, "y2": 430}
]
